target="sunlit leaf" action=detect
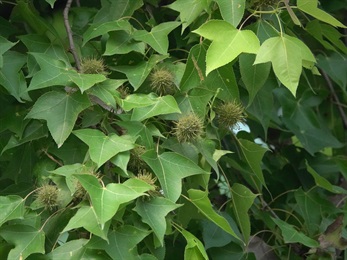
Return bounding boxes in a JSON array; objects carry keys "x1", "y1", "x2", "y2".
[
  {"x1": 254, "y1": 34, "x2": 316, "y2": 96},
  {"x1": 26, "y1": 91, "x2": 91, "y2": 147},
  {"x1": 180, "y1": 43, "x2": 239, "y2": 100},
  {"x1": 193, "y1": 20, "x2": 260, "y2": 75},
  {"x1": 133, "y1": 22, "x2": 180, "y2": 55},
  {"x1": 0, "y1": 224, "x2": 45, "y2": 260},
  {"x1": 297, "y1": 0, "x2": 346, "y2": 28},
  {"x1": 134, "y1": 197, "x2": 181, "y2": 246},
  {"x1": 142, "y1": 150, "x2": 209, "y2": 202},
  {"x1": 73, "y1": 129, "x2": 135, "y2": 168},
  {"x1": 215, "y1": 0, "x2": 245, "y2": 27}
]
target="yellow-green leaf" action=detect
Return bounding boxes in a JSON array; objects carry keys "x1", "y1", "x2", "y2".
[
  {"x1": 193, "y1": 20, "x2": 259, "y2": 75},
  {"x1": 254, "y1": 34, "x2": 315, "y2": 96}
]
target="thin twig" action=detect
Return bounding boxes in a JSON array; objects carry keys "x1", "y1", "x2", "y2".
[
  {"x1": 63, "y1": 0, "x2": 81, "y2": 71},
  {"x1": 75, "y1": 0, "x2": 80, "y2": 7},
  {"x1": 321, "y1": 70, "x2": 347, "y2": 129},
  {"x1": 43, "y1": 149, "x2": 63, "y2": 166}
]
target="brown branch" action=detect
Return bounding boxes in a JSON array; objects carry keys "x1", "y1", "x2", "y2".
[
  {"x1": 321, "y1": 70, "x2": 347, "y2": 129},
  {"x1": 63, "y1": 0, "x2": 81, "y2": 71}
]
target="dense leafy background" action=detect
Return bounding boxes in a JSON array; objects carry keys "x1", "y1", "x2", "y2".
[{"x1": 0, "y1": 0, "x2": 347, "y2": 259}]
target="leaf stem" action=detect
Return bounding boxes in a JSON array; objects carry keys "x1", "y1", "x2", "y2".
[
  {"x1": 321, "y1": 70, "x2": 347, "y2": 129},
  {"x1": 63, "y1": 0, "x2": 81, "y2": 71}
]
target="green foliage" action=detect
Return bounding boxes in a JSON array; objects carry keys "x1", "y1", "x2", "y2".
[{"x1": 0, "y1": 0, "x2": 346, "y2": 259}]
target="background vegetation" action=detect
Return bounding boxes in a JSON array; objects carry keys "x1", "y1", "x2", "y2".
[{"x1": 0, "y1": 0, "x2": 347, "y2": 259}]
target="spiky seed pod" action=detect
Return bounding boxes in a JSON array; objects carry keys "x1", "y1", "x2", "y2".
[
  {"x1": 80, "y1": 57, "x2": 107, "y2": 75},
  {"x1": 149, "y1": 68, "x2": 176, "y2": 95},
  {"x1": 73, "y1": 181, "x2": 86, "y2": 201},
  {"x1": 36, "y1": 184, "x2": 59, "y2": 210},
  {"x1": 136, "y1": 169, "x2": 157, "y2": 188},
  {"x1": 173, "y1": 113, "x2": 204, "y2": 143},
  {"x1": 136, "y1": 169, "x2": 161, "y2": 197},
  {"x1": 128, "y1": 146, "x2": 147, "y2": 171},
  {"x1": 215, "y1": 100, "x2": 246, "y2": 128},
  {"x1": 249, "y1": 0, "x2": 279, "y2": 9},
  {"x1": 117, "y1": 86, "x2": 130, "y2": 99}
]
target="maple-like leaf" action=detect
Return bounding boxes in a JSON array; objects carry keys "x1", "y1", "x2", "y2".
[
  {"x1": 254, "y1": 34, "x2": 316, "y2": 96},
  {"x1": 193, "y1": 20, "x2": 260, "y2": 75}
]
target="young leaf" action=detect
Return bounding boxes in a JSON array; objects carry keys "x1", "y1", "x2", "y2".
[
  {"x1": 134, "y1": 197, "x2": 182, "y2": 246},
  {"x1": 215, "y1": 0, "x2": 245, "y2": 27},
  {"x1": 28, "y1": 53, "x2": 106, "y2": 92},
  {"x1": 0, "y1": 195, "x2": 25, "y2": 226},
  {"x1": 0, "y1": 224, "x2": 45, "y2": 260},
  {"x1": 193, "y1": 20, "x2": 260, "y2": 75},
  {"x1": 26, "y1": 91, "x2": 91, "y2": 147},
  {"x1": 187, "y1": 189, "x2": 240, "y2": 240},
  {"x1": 142, "y1": 150, "x2": 209, "y2": 202},
  {"x1": 230, "y1": 183, "x2": 258, "y2": 244},
  {"x1": 297, "y1": 0, "x2": 346, "y2": 28},
  {"x1": 73, "y1": 129, "x2": 135, "y2": 168},
  {"x1": 254, "y1": 34, "x2": 316, "y2": 96},
  {"x1": 167, "y1": 0, "x2": 212, "y2": 33},
  {"x1": 133, "y1": 22, "x2": 180, "y2": 55},
  {"x1": 272, "y1": 217, "x2": 319, "y2": 248},
  {"x1": 74, "y1": 175, "x2": 153, "y2": 227}
]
